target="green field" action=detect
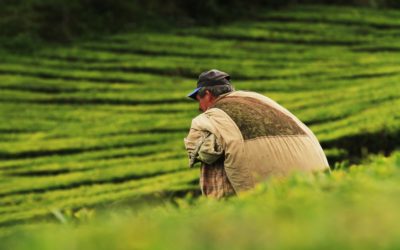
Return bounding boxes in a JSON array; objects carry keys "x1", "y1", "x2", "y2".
[{"x1": 0, "y1": 4, "x2": 399, "y2": 247}]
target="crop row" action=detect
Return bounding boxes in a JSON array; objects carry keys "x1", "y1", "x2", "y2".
[{"x1": 1, "y1": 5, "x2": 399, "y2": 228}]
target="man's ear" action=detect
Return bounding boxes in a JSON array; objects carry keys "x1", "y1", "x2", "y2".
[
  {"x1": 205, "y1": 90, "x2": 211, "y2": 98},
  {"x1": 206, "y1": 90, "x2": 217, "y2": 102}
]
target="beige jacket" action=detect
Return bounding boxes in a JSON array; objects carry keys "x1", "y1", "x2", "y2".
[{"x1": 184, "y1": 91, "x2": 329, "y2": 193}]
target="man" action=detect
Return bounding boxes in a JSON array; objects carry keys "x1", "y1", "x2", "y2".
[{"x1": 184, "y1": 69, "x2": 329, "y2": 198}]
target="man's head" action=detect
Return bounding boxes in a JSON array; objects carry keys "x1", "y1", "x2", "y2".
[{"x1": 187, "y1": 69, "x2": 234, "y2": 112}]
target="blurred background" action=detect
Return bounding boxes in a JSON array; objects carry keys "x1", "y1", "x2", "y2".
[{"x1": 2, "y1": 0, "x2": 400, "y2": 51}]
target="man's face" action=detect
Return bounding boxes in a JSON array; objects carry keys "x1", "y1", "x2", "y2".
[{"x1": 196, "y1": 90, "x2": 215, "y2": 112}]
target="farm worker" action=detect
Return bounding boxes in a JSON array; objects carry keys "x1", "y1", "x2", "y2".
[{"x1": 184, "y1": 69, "x2": 330, "y2": 198}]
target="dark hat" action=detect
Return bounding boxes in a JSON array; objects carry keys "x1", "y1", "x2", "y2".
[{"x1": 187, "y1": 69, "x2": 231, "y2": 100}]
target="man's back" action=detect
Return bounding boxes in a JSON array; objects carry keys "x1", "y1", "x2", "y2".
[{"x1": 189, "y1": 91, "x2": 329, "y2": 193}]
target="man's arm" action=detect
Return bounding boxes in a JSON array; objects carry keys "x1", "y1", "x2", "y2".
[
  {"x1": 184, "y1": 114, "x2": 223, "y2": 168},
  {"x1": 184, "y1": 130, "x2": 223, "y2": 167}
]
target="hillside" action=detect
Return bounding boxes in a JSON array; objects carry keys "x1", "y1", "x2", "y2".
[{"x1": 0, "y1": 5, "x2": 399, "y2": 233}]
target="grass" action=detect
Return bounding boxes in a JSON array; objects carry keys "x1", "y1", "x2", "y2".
[{"x1": 0, "y1": 4, "x2": 399, "y2": 238}]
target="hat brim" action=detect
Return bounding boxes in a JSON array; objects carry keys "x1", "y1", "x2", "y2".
[{"x1": 187, "y1": 87, "x2": 201, "y2": 100}]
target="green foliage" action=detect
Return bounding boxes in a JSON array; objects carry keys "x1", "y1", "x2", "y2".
[
  {"x1": 2, "y1": 0, "x2": 400, "y2": 50},
  {"x1": 2, "y1": 152, "x2": 400, "y2": 249}
]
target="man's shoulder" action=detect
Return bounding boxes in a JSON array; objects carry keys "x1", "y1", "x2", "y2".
[
  {"x1": 190, "y1": 111, "x2": 224, "y2": 135},
  {"x1": 191, "y1": 111, "x2": 220, "y2": 126},
  {"x1": 229, "y1": 90, "x2": 267, "y2": 99},
  {"x1": 218, "y1": 90, "x2": 274, "y2": 105},
  {"x1": 191, "y1": 112, "x2": 208, "y2": 125}
]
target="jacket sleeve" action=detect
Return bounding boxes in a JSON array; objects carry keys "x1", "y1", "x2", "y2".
[{"x1": 184, "y1": 114, "x2": 223, "y2": 168}]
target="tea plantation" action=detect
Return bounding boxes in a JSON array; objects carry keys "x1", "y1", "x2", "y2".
[
  {"x1": 0, "y1": 5, "x2": 399, "y2": 248},
  {"x1": 4, "y1": 151, "x2": 400, "y2": 249}
]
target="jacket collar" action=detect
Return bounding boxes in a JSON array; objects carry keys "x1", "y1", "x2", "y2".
[{"x1": 212, "y1": 91, "x2": 234, "y2": 106}]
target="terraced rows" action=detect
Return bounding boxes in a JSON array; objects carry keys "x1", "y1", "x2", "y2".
[{"x1": 0, "y1": 5, "x2": 399, "y2": 228}]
